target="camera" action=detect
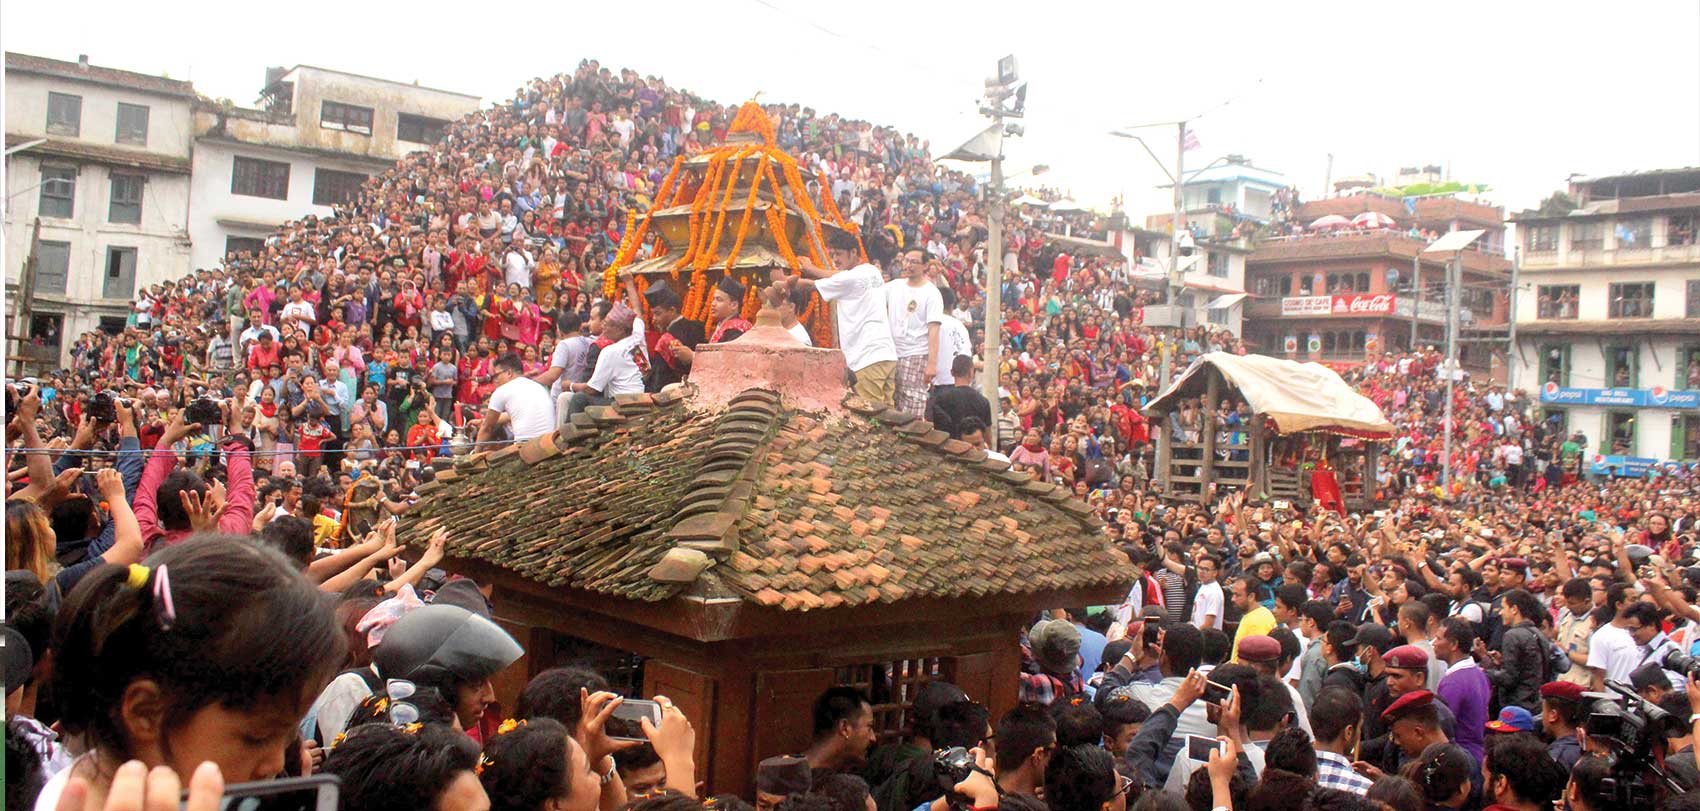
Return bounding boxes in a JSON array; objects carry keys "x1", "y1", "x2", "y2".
[
  {"x1": 1582, "y1": 681, "x2": 1688, "y2": 802},
  {"x1": 1660, "y1": 649, "x2": 1700, "y2": 679},
  {"x1": 185, "y1": 397, "x2": 224, "y2": 427},
  {"x1": 932, "y1": 747, "x2": 977, "y2": 793},
  {"x1": 88, "y1": 390, "x2": 119, "y2": 423}
]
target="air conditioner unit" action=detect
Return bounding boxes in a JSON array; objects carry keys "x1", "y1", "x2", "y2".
[{"x1": 1142, "y1": 304, "x2": 1190, "y2": 328}]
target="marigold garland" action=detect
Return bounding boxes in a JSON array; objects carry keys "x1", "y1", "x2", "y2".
[
  {"x1": 766, "y1": 206, "x2": 800, "y2": 271},
  {"x1": 740, "y1": 276, "x2": 760, "y2": 321},
  {"x1": 677, "y1": 151, "x2": 725, "y2": 272},
  {"x1": 722, "y1": 152, "x2": 771, "y2": 272},
  {"x1": 698, "y1": 147, "x2": 753, "y2": 271}
]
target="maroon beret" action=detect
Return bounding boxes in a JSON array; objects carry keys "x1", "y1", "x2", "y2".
[
  {"x1": 1238, "y1": 635, "x2": 1281, "y2": 663},
  {"x1": 1383, "y1": 644, "x2": 1429, "y2": 670},
  {"x1": 1540, "y1": 681, "x2": 1585, "y2": 703},
  {"x1": 1381, "y1": 689, "x2": 1436, "y2": 722}
]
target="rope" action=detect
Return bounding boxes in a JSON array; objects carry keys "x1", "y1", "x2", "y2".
[{"x1": 3, "y1": 438, "x2": 523, "y2": 459}]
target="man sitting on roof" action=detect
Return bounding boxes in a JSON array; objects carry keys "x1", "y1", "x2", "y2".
[{"x1": 565, "y1": 278, "x2": 648, "y2": 418}]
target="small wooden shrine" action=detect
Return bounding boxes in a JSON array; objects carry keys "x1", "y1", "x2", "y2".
[
  {"x1": 1142, "y1": 352, "x2": 1394, "y2": 511},
  {"x1": 397, "y1": 107, "x2": 1135, "y2": 796}
]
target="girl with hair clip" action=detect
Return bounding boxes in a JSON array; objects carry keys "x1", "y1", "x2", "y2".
[
  {"x1": 1398, "y1": 742, "x2": 1474, "y2": 810},
  {"x1": 38, "y1": 536, "x2": 346, "y2": 811}
]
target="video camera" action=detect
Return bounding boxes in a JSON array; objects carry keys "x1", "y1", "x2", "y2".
[
  {"x1": 1582, "y1": 681, "x2": 1688, "y2": 804},
  {"x1": 931, "y1": 747, "x2": 991, "y2": 809}
]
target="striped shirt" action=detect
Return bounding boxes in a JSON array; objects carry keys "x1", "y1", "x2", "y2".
[{"x1": 1315, "y1": 750, "x2": 1372, "y2": 795}]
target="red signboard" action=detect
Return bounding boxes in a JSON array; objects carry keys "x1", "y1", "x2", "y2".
[{"x1": 1331, "y1": 293, "x2": 1396, "y2": 315}]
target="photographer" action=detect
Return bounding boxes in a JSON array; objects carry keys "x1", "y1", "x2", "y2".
[{"x1": 132, "y1": 399, "x2": 257, "y2": 550}]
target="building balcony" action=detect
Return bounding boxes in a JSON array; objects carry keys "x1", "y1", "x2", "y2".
[
  {"x1": 1251, "y1": 232, "x2": 1511, "y2": 274},
  {"x1": 1521, "y1": 241, "x2": 1700, "y2": 269}
]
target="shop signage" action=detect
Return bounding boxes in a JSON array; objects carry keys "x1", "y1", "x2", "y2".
[
  {"x1": 1590, "y1": 454, "x2": 1660, "y2": 477},
  {"x1": 1280, "y1": 293, "x2": 1397, "y2": 316},
  {"x1": 1540, "y1": 383, "x2": 1700, "y2": 409}
]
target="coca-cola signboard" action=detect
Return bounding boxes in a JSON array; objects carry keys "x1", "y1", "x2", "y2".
[
  {"x1": 1280, "y1": 294, "x2": 1397, "y2": 316},
  {"x1": 1332, "y1": 293, "x2": 1396, "y2": 315}
]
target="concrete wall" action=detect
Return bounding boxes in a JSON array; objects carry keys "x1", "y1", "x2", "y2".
[
  {"x1": 186, "y1": 135, "x2": 388, "y2": 271},
  {"x1": 279, "y1": 66, "x2": 481, "y2": 161},
  {"x1": 1514, "y1": 264, "x2": 1695, "y2": 323},
  {"x1": 5, "y1": 70, "x2": 194, "y2": 157}
]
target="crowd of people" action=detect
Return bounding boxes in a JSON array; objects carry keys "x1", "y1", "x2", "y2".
[{"x1": 7, "y1": 56, "x2": 1700, "y2": 811}]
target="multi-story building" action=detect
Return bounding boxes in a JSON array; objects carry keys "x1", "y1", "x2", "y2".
[
  {"x1": 1241, "y1": 192, "x2": 1512, "y2": 375},
  {"x1": 4, "y1": 52, "x2": 196, "y2": 370},
  {"x1": 188, "y1": 65, "x2": 480, "y2": 270},
  {"x1": 1510, "y1": 168, "x2": 1700, "y2": 469},
  {"x1": 1138, "y1": 156, "x2": 1287, "y2": 336}
]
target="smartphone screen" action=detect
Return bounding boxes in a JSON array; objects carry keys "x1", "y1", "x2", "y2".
[
  {"x1": 1202, "y1": 680, "x2": 1231, "y2": 705},
  {"x1": 605, "y1": 698, "x2": 661, "y2": 742},
  {"x1": 1186, "y1": 735, "x2": 1222, "y2": 762}
]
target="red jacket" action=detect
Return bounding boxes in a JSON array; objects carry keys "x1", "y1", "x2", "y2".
[{"x1": 134, "y1": 436, "x2": 256, "y2": 552}]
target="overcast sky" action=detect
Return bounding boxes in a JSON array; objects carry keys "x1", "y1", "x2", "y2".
[{"x1": 6, "y1": 0, "x2": 1699, "y2": 221}]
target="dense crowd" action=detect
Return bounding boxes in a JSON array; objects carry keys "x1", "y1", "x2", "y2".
[{"x1": 7, "y1": 58, "x2": 1700, "y2": 811}]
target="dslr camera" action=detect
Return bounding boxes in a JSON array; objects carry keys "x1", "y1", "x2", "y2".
[
  {"x1": 184, "y1": 397, "x2": 224, "y2": 427},
  {"x1": 88, "y1": 390, "x2": 121, "y2": 423},
  {"x1": 932, "y1": 747, "x2": 978, "y2": 794}
]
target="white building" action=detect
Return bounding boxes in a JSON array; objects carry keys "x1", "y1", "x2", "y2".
[
  {"x1": 188, "y1": 65, "x2": 481, "y2": 271},
  {"x1": 4, "y1": 52, "x2": 196, "y2": 370},
  {"x1": 1511, "y1": 167, "x2": 1700, "y2": 470}
]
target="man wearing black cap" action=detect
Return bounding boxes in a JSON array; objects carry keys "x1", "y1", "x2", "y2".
[
  {"x1": 756, "y1": 755, "x2": 813, "y2": 811},
  {"x1": 635, "y1": 282, "x2": 703, "y2": 391},
  {"x1": 1320, "y1": 620, "x2": 1366, "y2": 695}
]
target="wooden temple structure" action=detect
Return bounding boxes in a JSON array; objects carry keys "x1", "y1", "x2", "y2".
[
  {"x1": 1142, "y1": 352, "x2": 1395, "y2": 512},
  {"x1": 395, "y1": 105, "x2": 1133, "y2": 796}
]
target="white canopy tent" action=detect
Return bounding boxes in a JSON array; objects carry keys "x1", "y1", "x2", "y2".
[{"x1": 1143, "y1": 351, "x2": 1394, "y2": 437}]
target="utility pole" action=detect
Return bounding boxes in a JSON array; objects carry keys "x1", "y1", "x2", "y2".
[
  {"x1": 983, "y1": 151, "x2": 1004, "y2": 427},
  {"x1": 1409, "y1": 254, "x2": 1420, "y2": 349},
  {"x1": 1158, "y1": 121, "x2": 1186, "y2": 392},
  {"x1": 1441, "y1": 252, "x2": 1460, "y2": 490},
  {"x1": 1506, "y1": 247, "x2": 1520, "y2": 392}
]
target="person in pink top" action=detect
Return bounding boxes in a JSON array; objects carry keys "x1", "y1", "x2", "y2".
[{"x1": 132, "y1": 403, "x2": 258, "y2": 552}]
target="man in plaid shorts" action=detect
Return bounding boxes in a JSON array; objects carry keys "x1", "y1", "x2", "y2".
[{"x1": 884, "y1": 245, "x2": 941, "y2": 418}]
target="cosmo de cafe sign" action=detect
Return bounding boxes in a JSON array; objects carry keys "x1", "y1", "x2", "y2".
[
  {"x1": 1540, "y1": 382, "x2": 1700, "y2": 409},
  {"x1": 1279, "y1": 293, "x2": 1449, "y2": 320}
]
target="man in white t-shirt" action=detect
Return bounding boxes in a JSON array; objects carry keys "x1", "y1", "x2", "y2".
[
  {"x1": 884, "y1": 245, "x2": 943, "y2": 417},
  {"x1": 931, "y1": 286, "x2": 973, "y2": 388},
  {"x1": 1586, "y1": 608, "x2": 1641, "y2": 688},
  {"x1": 792, "y1": 233, "x2": 897, "y2": 406},
  {"x1": 566, "y1": 300, "x2": 647, "y2": 417},
  {"x1": 1192, "y1": 555, "x2": 1226, "y2": 630},
  {"x1": 477, "y1": 352, "x2": 556, "y2": 443}
]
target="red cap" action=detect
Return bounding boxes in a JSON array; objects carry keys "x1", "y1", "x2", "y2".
[
  {"x1": 1383, "y1": 645, "x2": 1429, "y2": 670},
  {"x1": 1540, "y1": 681, "x2": 1585, "y2": 702},
  {"x1": 1381, "y1": 689, "x2": 1436, "y2": 722}
]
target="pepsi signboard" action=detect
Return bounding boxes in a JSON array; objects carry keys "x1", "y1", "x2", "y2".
[
  {"x1": 1540, "y1": 383, "x2": 1700, "y2": 409},
  {"x1": 1589, "y1": 454, "x2": 1661, "y2": 477}
]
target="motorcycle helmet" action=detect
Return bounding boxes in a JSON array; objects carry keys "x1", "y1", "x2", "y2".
[{"x1": 371, "y1": 604, "x2": 522, "y2": 687}]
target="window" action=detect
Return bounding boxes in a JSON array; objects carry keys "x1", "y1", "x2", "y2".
[
  {"x1": 397, "y1": 113, "x2": 449, "y2": 144},
  {"x1": 1206, "y1": 251, "x2": 1228, "y2": 278},
  {"x1": 1606, "y1": 411, "x2": 1636, "y2": 455},
  {"x1": 1207, "y1": 306, "x2": 1229, "y2": 326},
  {"x1": 97, "y1": 316, "x2": 126, "y2": 335},
  {"x1": 1539, "y1": 344, "x2": 1570, "y2": 387},
  {"x1": 1278, "y1": 276, "x2": 1292, "y2": 296},
  {"x1": 1605, "y1": 345, "x2": 1637, "y2": 388},
  {"x1": 225, "y1": 236, "x2": 266, "y2": 260},
  {"x1": 1688, "y1": 279, "x2": 1700, "y2": 318},
  {"x1": 109, "y1": 174, "x2": 143, "y2": 224},
  {"x1": 103, "y1": 247, "x2": 137, "y2": 299},
  {"x1": 1679, "y1": 345, "x2": 1700, "y2": 390},
  {"x1": 1571, "y1": 222, "x2": 1603, "y2": 251},
  {"x1": 320, "y1": 100, "x2": 374, "y2": 135},
  {"x1": 1679, "y1": 415, "x2": 1700, "y2": 461},
  {"x1": 231, "y1": 156, "x2": 290, "y2": 200},
  {"x1": 27, "y1": 314, "x2": 63, "y2": 355},
  {"x1": 1615, "y1": 217, "x2": 1653, "y2": 249},
  {"x1": 1527, "y1": 224, "x2": 1558, "y2": 252},
  {"x1": 1536, "y1": 285, "x2": 1579, "y2": 319},
  {"x1": 35, "y1": 241, "x2": 70, "y2": 295},
  {"x1": 312, "y1": 169, "x2": 367, "y2": 206},
  {"x1": 1669, "y1": 214, "x2": 1698, "y2": 247},
  {"x1": 115, "y1": 103, "x2": 150, "y2": 145},
  {"x1": 46, "y1": 92, "x2": 81, "y2": 136},
  {"x1": 1609, "y1": 281, "x2": 1655, "y2": 319},
  {"x1": 39, "y1": 166, "x2": 76, "y2": 218}
]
